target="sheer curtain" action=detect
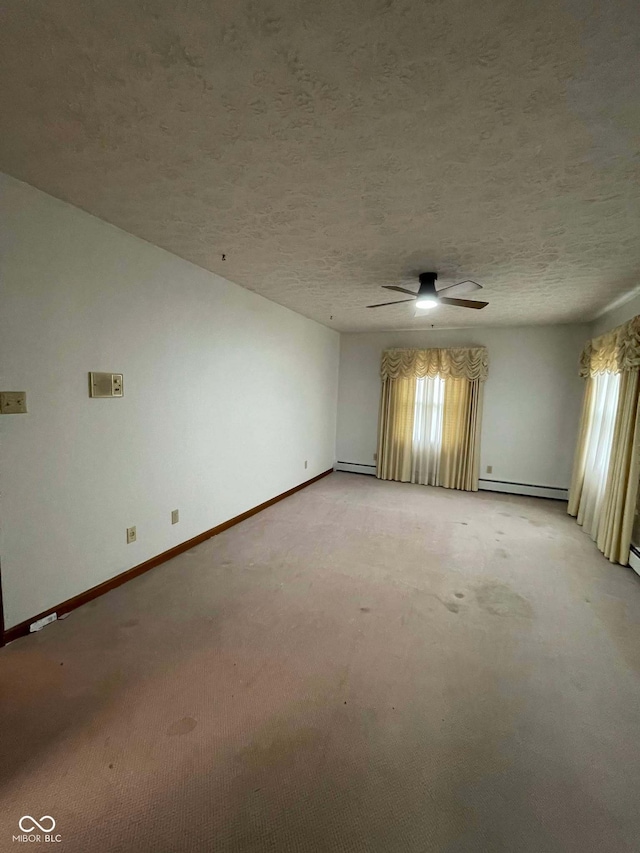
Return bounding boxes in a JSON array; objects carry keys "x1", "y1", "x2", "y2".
[
  {"x1": 575, "y1": 371, "x2": 620, "y2": 537},
  {"x1": 411, "y1": 376, "x2": 445, "y2": 485},
  {"x1": 377, "y1": 347, "x2": 488, "y2": 492}
]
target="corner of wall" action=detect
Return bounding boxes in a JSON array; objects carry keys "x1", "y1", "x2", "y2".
[{"x1": 590, "y1": 290, "x2": 640, "y2": 338}]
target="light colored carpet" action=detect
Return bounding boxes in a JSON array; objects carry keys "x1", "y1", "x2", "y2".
[{"x1": 1, "y1": 472, "x2": 639, "y2": 852}]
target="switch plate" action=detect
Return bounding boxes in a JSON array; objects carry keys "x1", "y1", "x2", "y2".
[
  {"x1": 171, "y1": 509, "x2": 179, "y2": 525},
  {"x1": 126, "y1": 526, "x2": 137, "y2": 544},
  {"x1": 0, "y1": 391, "x2": 27, "y2": 414},
  {"x1": 89, "y1": 372, "x2": 124, "y2": 398}
]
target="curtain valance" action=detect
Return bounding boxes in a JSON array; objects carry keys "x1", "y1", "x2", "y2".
[
  {"x1": 381, "y1": 347, "x2": 489, "y2": 382},
  {"x1": 579, "y1": 316, "x2": 640, "y2": 378}
]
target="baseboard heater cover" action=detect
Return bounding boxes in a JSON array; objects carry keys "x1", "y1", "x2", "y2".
[
  {"x1": 629, "y1": 544, "x2": 640, "y2": 577},
  {"x1": 2, "y1": 468, "x2": 334, "y2": 646},
  {"x1": 335, "y1": 466, "x2": 568, "y2": 499},
  {"x1": 335, "y1": 461, "x2": 377, "y2": 475},
  {"x1": 478, "y1": 479, "x2": 569, "y2": 501}
]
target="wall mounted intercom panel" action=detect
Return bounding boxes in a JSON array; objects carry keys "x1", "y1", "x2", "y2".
[{"x1": 89, "y1": 372, "x2": 123, "y2": 398}]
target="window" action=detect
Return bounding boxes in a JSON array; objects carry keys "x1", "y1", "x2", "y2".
[
  {"x1": 578, "y1": 370, "x2": 620, "y2": 535},
  {"x1": 411, "y1": 375, "x2": 445, "y2": 485},
  {"x1": 377, "y1": 346, "x2": 486, "y2": 491}
]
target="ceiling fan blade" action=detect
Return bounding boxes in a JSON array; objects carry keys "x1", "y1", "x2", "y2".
[
  {"x1": 367, "y1": 298, "x2": 417, "y2": 308},
  {"x1": 436, "y1": 279, "x2": 482, "y2": 296},
  {"x1": 382, "y1": 285, "x2": 419, "y2": 296},
  {"x1": 438, "y1": 297, "x2": 488, "y2": 309}
]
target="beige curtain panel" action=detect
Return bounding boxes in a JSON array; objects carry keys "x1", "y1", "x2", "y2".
[
  {"x1": 377, "y1": 347, "x2": 487, "y2": 492},
  {"x1": 569, "y1": 316, "x2": 640, "y2": 564}
]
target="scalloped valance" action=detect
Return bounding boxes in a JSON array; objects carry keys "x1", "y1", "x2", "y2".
[
  {"x1": 381, "y1": 347, "x2": 489, "y2": 382},
  {"x1": 579, "y1": 316, "x2": 640, "y2": 378}
]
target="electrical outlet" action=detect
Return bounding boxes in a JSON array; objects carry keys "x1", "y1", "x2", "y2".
[
  {"x1": 486, "y1": 465, "x2": 493, "y2": 474},
  {"x1": 30, "y1": 612, "x2": 57, "y2": 633},
  {"x1": 0, "y1": 391, "x2": 27, "y2": 414},
  {"x1": 373, "y1": 452, "x2": 377, "y2": 461},
  {"x1": 304, "y1": 460, "x2": 308, "y2": 469},
  {"x1": 126, "y1": 526, "x2": 137, "y2": 544},
  {"x1": 171, "y1": 509, "x2": 179, "y2": 525}
]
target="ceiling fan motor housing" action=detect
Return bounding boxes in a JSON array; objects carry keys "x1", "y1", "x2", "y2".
[{"x1": 418, "y1": 273, "x2": 438, "y2": 296}]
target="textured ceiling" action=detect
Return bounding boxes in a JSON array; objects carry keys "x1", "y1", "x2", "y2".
[{"x1": 1, "y1": 0, "x2": 639, "y2": 331}]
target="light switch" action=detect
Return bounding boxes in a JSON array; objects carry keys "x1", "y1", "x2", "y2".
[
  {"x1": 89, "y1": 372, "x2": 124, "y2": 398},
  {"x1": 0, "y1": 391, "x2": 27, "y2": 414}
]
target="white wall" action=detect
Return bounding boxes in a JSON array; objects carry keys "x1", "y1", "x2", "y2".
[
  {"x1": 0, "y1": 174, "x2": 339, "y2": 630},
  {"x1": 337, "y1": 325, "x2": 588, "y2": 491}
]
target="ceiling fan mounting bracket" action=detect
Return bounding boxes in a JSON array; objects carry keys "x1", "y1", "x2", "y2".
[{"x1": 418, "y1": 272, "x2": 438, "y2": 296}]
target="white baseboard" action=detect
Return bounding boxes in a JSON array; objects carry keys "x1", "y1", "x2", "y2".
[
  {"x1": 629, "y1": 547, "x2": 640, "y2": 577},
  {"x1": 478, "y1": 479, "x2": 569, "y2": 501},
  {"x1": 335, "y1": 461, "x2": 377, "y2": 476}
]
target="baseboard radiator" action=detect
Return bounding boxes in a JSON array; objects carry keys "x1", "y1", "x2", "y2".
[
  {"x1": 629, "y1": 544, "x2": 640, "y2": 577},
  {"x1": 335, "y1": 461, "x2": 377, "y2": 475},
  {"x1": 478, "y1": 479, "x2": 568, "y2": 501},
  {"x1": 335, "y1": 463, "x2": 568, "y2": 501}
]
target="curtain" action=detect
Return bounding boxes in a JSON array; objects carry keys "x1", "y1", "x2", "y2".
[
  {"x1": 377, "y1": 375, "x2": 416, "y2": 482},
  {"x1": 377, "y1": 347, "x2": 487, "y2": 491},
  {"x1": 411, "y1": 376, "x2": 445, "y2": 485},
  {"x1": 381, "y1": 346, "x2": 488, "y2": 382},
  {"x1": 597, "y1": 371, "x2": 640, "y2": 563},
  {"x1": 569, "y1": 316, "x2": 640, "y2": 564},
  {"x1": 441, "y1": 377, "x2": 484, "y2": 491},
  {"x1": 570, "y1": 372, "x2": 620, "y2": 537},
  {"x1": 568, "y1": 377, "x2": 595, "y2": 516}
]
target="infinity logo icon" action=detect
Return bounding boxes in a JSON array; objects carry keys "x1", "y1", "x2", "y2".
[{"x1": 19, "y1": 816, "x2": 56, "y2": 833}]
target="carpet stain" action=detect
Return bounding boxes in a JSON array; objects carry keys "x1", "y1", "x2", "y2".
[
  {"x1": 360, "y1": 607, "x2": 371, "y2": 613},
  {"x1": 237, "y1": 725, "x2": 322, "y2": 767},
  {"x1": 121, "y1": 619, "x2": 139, "y2": 628},
  {"x1": 442, "y1": 600, "x2": 460, "y2": 613},
  {"x1": 167, "y1": 716, "x2": 198, "y2": 736},
  {"x1": 454, "y1": 592, "x2": 465, "y2": 599},
  {"x1": 98, "y1": 669, "x2": 126, "y2": 696},
  {"x1": 590, "y1": 596, "x2": 640, "y2": 672},
  {"x1": 475, "y1": 582, "x2": 533, "y2": 618}
]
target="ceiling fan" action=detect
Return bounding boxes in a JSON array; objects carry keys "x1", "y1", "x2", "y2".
[{"x1": 367, "y1": 273, "x2": 488, "y2": 311}]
